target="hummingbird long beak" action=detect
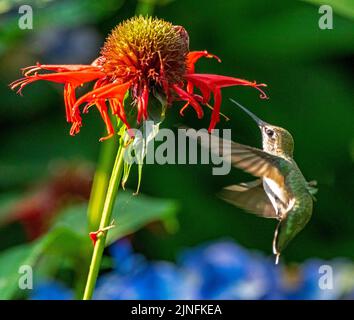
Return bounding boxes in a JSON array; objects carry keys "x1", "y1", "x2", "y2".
[{"x1": 229, "y1": 98, "x2": 267, "y2": 128}]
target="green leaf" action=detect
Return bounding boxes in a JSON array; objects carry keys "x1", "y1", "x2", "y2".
[
  {"x1": 0, "y1": 242, "x2": 39, "y2": 299},
  {"x1": 0, "y1": 191, "x2": 178, "y2": 299},
  {"x1": 107, "y1": 191, "x2": 178, "y2": 245},
  {"x1": 0, "y1": 226, "x2": 85, "y2": 300},
  {"x1": 0, "y1": 0, "x2": 125, "y2": 56},
  {"x1": 302, "y1": 0, "x2": 354, "y2": 19},
  {"x1": 54, "y1": 191, "x2": 178, "y2": 246}
]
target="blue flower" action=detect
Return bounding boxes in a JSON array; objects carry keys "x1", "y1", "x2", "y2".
[
  {"x1": 282, "y1": 259, "x2": 353, "y2": 300},
  {"x1": 179, "y1": 239, "x2": 281, "y2": 299},
  {"x1": 31, "y1": 280, "x2": 73, "y2": 300},
  {"x1": 29, "y1": 239, "x2": 354, "y2": 300},
  {"x1": 94, "y1": 261, "x2": 189, "y2": 300},
  {"x1": 109, "y1": 238, "x2": 146, "y2": 275}
]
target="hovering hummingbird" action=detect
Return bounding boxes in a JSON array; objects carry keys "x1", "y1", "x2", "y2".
[{"x1": 195, "y1": 99, "x2": 317, "y2": 264}]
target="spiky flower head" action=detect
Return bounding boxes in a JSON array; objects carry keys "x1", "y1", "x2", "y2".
[
  {"x1": 101, "y1": 16, "x2": 189, "y2": 85},
  {"x1": 10, "y1": 15, "x2": 268, "y2": 140}
]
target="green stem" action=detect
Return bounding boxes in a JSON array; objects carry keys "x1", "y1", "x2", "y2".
[
  {"x1": 83, "y1": 143, "x2": 126, "y2": 300},
  {"x1": 87, "y1": 136, "x2": 117, "y2": 231},
  {"x1": 82, "y1": 0, "x2": 156, "y2": 301}
]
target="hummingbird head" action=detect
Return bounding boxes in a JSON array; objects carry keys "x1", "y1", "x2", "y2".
[{"x1": 230, "y1": 99, "x2": 294, "y2": 158}]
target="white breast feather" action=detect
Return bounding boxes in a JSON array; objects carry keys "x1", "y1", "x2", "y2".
[{"x1": 263, "y1": 178, "x2": 295, "y2": 216}]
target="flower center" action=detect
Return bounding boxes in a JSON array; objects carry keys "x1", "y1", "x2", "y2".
[{"x1": 101, "y1": 16, "x2": 189, "y2": 86}]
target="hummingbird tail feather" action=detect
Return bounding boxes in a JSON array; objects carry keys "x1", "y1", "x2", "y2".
[
  {"x1": 275, "y1": 253, "x2": 280, "y2": 265},
  {"x1": 273, "y1": 221, "x2": 281, "y2": 264}
]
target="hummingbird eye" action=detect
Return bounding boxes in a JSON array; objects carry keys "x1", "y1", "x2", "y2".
[{"x1": 265, "y1": 128, "x2": 275, "y2": 137}]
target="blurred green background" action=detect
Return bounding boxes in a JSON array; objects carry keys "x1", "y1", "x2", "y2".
[{"x1": 0, "y1": 0, "x2": 353, "y2": 294}]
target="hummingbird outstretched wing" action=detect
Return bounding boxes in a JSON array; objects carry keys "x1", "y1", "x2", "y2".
[
  {"x1": 228, "y1": 142, "x2": 286, "y2": 189},
  {"x1": 195, "y1": 130, "x2": 287, "y2": 189},
  {"x1": 187, "y1": 129, "x2": 292, "y2": 212},
  {"x1": 219, "y1": 180, "x2": 277, "y2": 218}
]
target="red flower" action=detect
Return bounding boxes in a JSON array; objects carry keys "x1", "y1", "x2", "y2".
[
  {"x1": 3, "y1": 165, "x2": 92, "y2": 240},
  {"x1": 10, "y1": 16, "x2": 268, "y2": 140}
]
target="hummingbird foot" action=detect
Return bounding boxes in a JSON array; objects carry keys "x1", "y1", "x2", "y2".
[{"x1": 89, "y1": 220, "x2": 116, "y2": 246}]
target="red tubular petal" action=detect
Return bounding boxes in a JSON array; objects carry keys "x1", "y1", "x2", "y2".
[
  {"x1": 63, "y1": 83, "x2": 76, "y2": 122},
  {"x1": 74, "y1": 81, "x2": 131, "y2": 108},
  {"x1": 63, "y1": 88, "x2": 72, "y2": 122},
  {"x1": 186, "y1": 81, "x2": 194, "y2": 94},
  {"x1": 69, "y1": 96, "x2": 83, "y2": 136},
  {"x1": 109, "y1": 99, "x2": 130, "y2": 129},
  {"x1": 183, "y1": 73, "x2": 268, "y2": 131},
  {"x1": 208, "y1": 88, "x2": 222, "y2": 132},
  {"x1": 95, "y1": 100, "x2": 115, "y2": 141},
  {"x1": 109, "y1": 99, "x2": 130, "y2": 128},
  {"x1": 172, "y1": 84, "x2": 204, "y2": 119},
  {"x1": 117, "y1": 101, "x2": 130, "y2": 129},
  {"x1": 186, "y1": 51, "x2": 221, "y2": 74},
  {"x1": 185, "y1": 73, "x2": 268, "y2": 99},
  {"x1": 22, "y1": 63, "x2": 102, "y2": 75},
  {"x1": 73, "y1": 81, "x2": 131, "y2": 131},
  {"x1": 10, "y1": 70, "x2": 106, "y2": 93},
  {"x1": 83, "y1": 103, "x2": 95, "y2": 114},
  {"x1": 22, "y1": 65, "x2": 42, "y2": 76},
  {"x1": 179, "y1": 102, "x2": 190, "y2": 116},
  {"x1": 109, "y1": 98, "x2": 119, "y2": 114},
  {"x1": 93, "y1": 78, "x2": 109, "y2": 90},
  {"x1": 186, "y1": 77, "x2": 212, "y2": 104},
  {"x1": 10, "y1": 62, "x2": 133, "y2": 138},
  {"x1": 69, "y1": 119, "x2": 82, "y2": 136},
  {"x1": 136, "y1": 84, "x2": 147, "y2": 124},
  {"x1": 137, "y1": 100, "x2": 143, "y2": 124},
  {"x1": 142, "y1": 84, "x2": 149, "y2": 120},
  {"x1": 10, "y1": 77, "x2": 41, "y2": 94},
  {"x1": 137, "y1": 84, "x2": 149, "y2": 123},
  {"x1": 185, "y1": 51, "x2": 221, "y2": 98},
  {"x1": 72, "y1": 81, "x2": 129, "y2": 127}
]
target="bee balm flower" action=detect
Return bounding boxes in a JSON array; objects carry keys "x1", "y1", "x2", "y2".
[{"x1": 10, "y1": 16, "x2": 268, "y2": 140}]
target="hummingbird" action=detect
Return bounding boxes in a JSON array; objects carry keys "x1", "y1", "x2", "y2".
[{"x1": 208, "y1": 99, "x2": 317, "y2": 264}]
